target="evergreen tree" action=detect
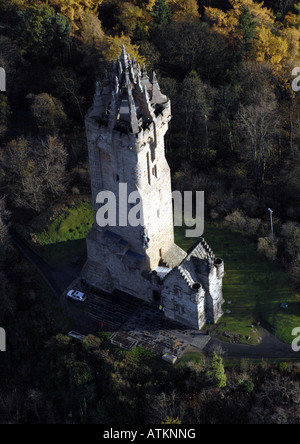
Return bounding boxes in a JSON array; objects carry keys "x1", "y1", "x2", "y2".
[
  {"x1": 237, "y1": 5, "x2": 257, "y2": 59},
  {"x1": 151, "y1": 0, "x2": 172, "y2": 27},
  {"x1": 207, "y1": 352, "x2": 227, "y2": 388}
]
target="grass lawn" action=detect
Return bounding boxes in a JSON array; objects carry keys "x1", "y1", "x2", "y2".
[
  {"x1": 34, "y1": 202, "x2": 92, "y2": 269},
  {"x1": 37, "y1": 202, "x2": 93, "y2": 245},
  {"x1": 175, "y1": 221, "x2": 300, "y2": 344}
]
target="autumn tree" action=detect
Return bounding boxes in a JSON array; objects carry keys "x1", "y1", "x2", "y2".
[
  {"x1": 78, "y1": 10, "x2": 104, "y2": 48},
  {"x1": 101, "y1": 34, "x2": 145, "y2": 64},
  {"x1": 41, "y1": 0, "x2": 103, "y2": 31},
  {"x1": 168, "y1": 0, "x2": 199, "y2": 21},
  {"x1": 27, "y1": 93, "x2": 68, "y2": 135},
  {"x1": 115, "y1": 3, "x2": 151, "y2": 37},
  {"x1": 204, "y1": 0, "x2": 300, "y2": 81}
]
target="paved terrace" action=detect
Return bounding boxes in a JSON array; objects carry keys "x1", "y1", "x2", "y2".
[{"x1": 62, "y1": 278, "x2": 211, "y2": 359}]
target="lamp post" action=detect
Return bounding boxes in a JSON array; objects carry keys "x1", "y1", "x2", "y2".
[{"x1": 268, "y1": 208, "x2": 273, "y2": 240}]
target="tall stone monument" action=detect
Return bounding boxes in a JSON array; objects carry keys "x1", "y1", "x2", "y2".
[{"x1": 81, "y1": 46, "x2": 224, "y2": 329}]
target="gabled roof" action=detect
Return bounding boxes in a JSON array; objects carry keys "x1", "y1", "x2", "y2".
[{"x1": 164, "y1": 238, "x2": 215, "y2": 289}]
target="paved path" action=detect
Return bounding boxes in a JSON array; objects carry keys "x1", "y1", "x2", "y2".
[
  {"x1": 10, "y1": 228, "x2": 73, "y2": 297},
  {"x1": 205, "y1": 328, "x2": 300, "y2": 360}
]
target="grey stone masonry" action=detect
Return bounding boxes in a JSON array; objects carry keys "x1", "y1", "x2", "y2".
[{"x1": 82, "y1": 46, "x2": 224, "y2": 330}]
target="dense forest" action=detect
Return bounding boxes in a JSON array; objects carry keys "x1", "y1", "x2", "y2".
[{"x1": 1, "y1": 0, "x2": 300, "y2": 424}]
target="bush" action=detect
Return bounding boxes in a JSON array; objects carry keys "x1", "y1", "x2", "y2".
[
  {"x1": 244, "y1": 217, "x2": 261, "y2": 237},
  {"x1": 281, "y1": 221, "x2": 300, "y2": 258},
  {"x1": 257, "y1": 236, "x2": 278, "y2": 261},
  {"x1": 224, "y1": 209, "x2": 247, "y2": 232},
  {"x1": 238, "y1": 377, "x2": 254, "y2": 393},
  {"x1": 82, "y1": 334, "x2": 102, "y2": 351}
]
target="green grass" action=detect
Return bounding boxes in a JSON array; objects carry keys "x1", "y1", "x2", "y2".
[
  {"x1": 175, "y1": 221, "x2": 300, "y2": 344},
  {"x1": 34, "y1": 202, "x2": 92, "y2": 269},
  {"x1": 37, "y1": 202, "x2": 93, "y2": 245}
]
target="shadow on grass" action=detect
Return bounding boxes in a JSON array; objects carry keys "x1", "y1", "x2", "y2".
[{"x1": 37, "y1": 238, "x2": 87, "y2": 272}]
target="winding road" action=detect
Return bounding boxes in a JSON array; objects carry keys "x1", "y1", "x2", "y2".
[{"x1": 205, "y1": 328, "x2": 300, "y2": 360}]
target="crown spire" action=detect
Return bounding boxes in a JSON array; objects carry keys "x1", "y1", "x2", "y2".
[{"x1": 88, "y1": 45, "x2": 169, "y2": 133}]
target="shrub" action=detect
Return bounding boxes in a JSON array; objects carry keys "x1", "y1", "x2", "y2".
[
  {"x1": 281, "y1": 221, "x2": 300, "y2": 258},
  {"x1": 224, "y1": 209, "x2": 247, "y2": 232},
  {"x1": 82, "y1": 334, "x2": 102, "y2": 351},
  {"x1": 244, "y1": 217, "x2": 261, "y2": 237},
  {"x1": 238, "y1": 377, "x2": 254, "y2": 393},
  {"x1": 279, "y1": 362, "x2": 288, "y2": 372},
  {"x1": 257, "y1": 236, "x2": 278, "y2": 261}
]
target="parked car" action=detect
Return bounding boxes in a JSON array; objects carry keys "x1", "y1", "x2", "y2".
[{"x1": 67, "y1": 290, "x2": 87, "y2": 302}]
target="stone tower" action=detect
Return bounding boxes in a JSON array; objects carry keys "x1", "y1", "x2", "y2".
[{"x1": 82, "y1": 46, "x2": 224, "y2": 330}]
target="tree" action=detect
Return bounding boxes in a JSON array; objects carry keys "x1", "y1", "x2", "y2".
[
  {"x1": 167, "y1": 0, "x2": 199, "y2": 22},
  {"x1": 16, "y1": 4, "x2": 72, "y2": 59},
  {"x1": 176, "y1": 72, "x2": 211, "y2": 161},
  {"x1": 38, "y1": 136, "x2": 68, "y2": 196},
  {"x1": 207, "y1": 352, "x2": 227, "y2": 388},
  {"x1": 0, "y1": 96, "x2": 11, "y2": 127},
  {"x1": 27, "y1": 93, "x2": 68, "y2": 135},
  {"x1": 237, "y1": 66, "x2": 280, "y2": 189},
  {"x1": 151, "y1": 0, "x2": 172, "y2": 27},
  {"x1": 102, "y1": 34, "x2": 145, "y2": 65},
  {"x1": 214, "y1": 84, "x2": 240, "y2": 152},
  {"x1": 1, "y1": 136, "x2": 68, "y2": 212},
  {"x1": 238, "y1": 97, "x2": 279, "y2": 189},
  {"x1": 78, "y1": 10, "x2": 104, "y2": 48},
  {"x1": 116, "y1": 3, "x2": 151, "y2": 37},
  {"x1": 204, "y1": 0, "x2": 300, "y2": 81},
  {"x1": 43, "y1": 0, "x2": 103, "y2": 32},
  {"x1": 0, "y1": 197, "x2": 10, "y2": 249},
  {"x1": 161, "y1": 416, "x2": 181, "y2": 424},
  {"x1": 155, "y1": 18, "x2": 232, "y2": 83},
  {"x1": 237, "y1": 5, "x2": 257, "y2": 59}
]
